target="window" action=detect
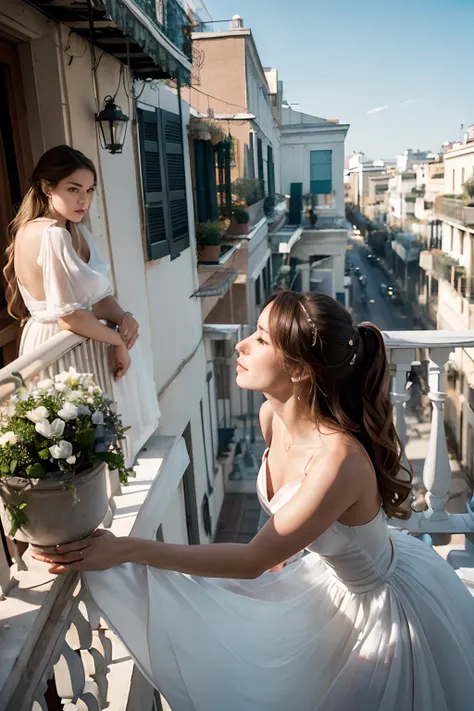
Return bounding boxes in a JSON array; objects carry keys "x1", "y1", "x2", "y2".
[
  {"x1": 310, "y1": 150, "x2": 332, "y2": 194},
  {"x1": 462, "y1": 167, "x2": 465, "y2": 186},
  {"x1": 137, "y1": 107, "x2": 189, "y2": 261},
  {"x1": 452, "y1": 169, "x2": 456, "y2": 193}
]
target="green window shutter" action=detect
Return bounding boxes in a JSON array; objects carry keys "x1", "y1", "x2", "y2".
[
  {"x1": 161, "y1": 109, "x2": 189, "y2": 260},
  {"x1": 257, "y1": 137, "x2": 264, "y2": 182},
  {"x1": 267, "y1": 144, "x2": 275, "y2": 197},
  {"x1": 137, "y1": 107, "x2": 169, "y2": 260},
  {"x1": 310, "y1": 150, "x2": 332, "y2": 194}
]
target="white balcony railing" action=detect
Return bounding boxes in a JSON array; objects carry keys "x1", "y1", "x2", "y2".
[
  {"x1": 436, "y1": 197, "x2": 474, "y2": 227},
  {"x1": 0, "y1": 332, "x2": 188, "y2": 711},
  {"x1": 385, "y1": 330, "x2": 474, "y2": 582}
]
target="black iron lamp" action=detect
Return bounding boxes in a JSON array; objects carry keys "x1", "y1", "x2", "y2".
[{"x1": 96, "y1": 96, "x2": 129, "y2": 154}]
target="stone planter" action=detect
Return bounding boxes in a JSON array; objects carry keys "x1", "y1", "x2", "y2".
[
  {"x1": 0, "y1": 461, "x2": 108, "y2": 548},
  {"x1": 199, "y1": 244, "x2": 221, "y2": 262},
  {"x1": 247, "y1": 199, "x2": 265, "y2": 226},
  {"x1": 226, "y1": 217, "x2": 250, "y2": 236}
]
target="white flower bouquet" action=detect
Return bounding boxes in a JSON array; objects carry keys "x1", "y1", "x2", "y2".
[{"x1": 0, "y1": 368, "x2": 133, "y2": 537}]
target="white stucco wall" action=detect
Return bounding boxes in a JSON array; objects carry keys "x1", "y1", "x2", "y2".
[
  {"x1": 280, "y1": 125, "x2": 348, "y2": 217},
  {"x1": 443, "y1": 145, "x2": 474, "y2": 194}
]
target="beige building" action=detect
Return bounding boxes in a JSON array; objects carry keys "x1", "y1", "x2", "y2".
[{"x1": 183, "y1": 15, "x2": 281, "y2": 197}]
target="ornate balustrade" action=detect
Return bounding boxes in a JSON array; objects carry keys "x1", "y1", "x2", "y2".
[{"x1": 0, "y1": 332, "x2": 188, "y2": 711}]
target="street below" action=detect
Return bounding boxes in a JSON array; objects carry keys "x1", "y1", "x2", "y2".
[{"x1": 349, "y1": 238, "x2": 418, "y2": 330}]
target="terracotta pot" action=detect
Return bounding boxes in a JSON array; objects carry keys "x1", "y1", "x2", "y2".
[
  {"x1": 0, "y1": 462, "x2": 108, "y2": 548},
  {"x1": 226, "y1": 217, "x2": 250, "y2": 235},
  {"x1": 199, "y1": 244, "x2": 221, "y2": 262}
]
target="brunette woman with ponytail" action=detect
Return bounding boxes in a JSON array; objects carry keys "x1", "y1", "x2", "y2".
[
  {"x1": 34, "y1": 288, "x2": 474, "y2": 710},
  {"x1": 4, "y1": 145, "x2": 160, "y2": 464}
]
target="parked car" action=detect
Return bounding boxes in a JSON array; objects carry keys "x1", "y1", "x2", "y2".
[{"x1": 388, "y1": 289, "x2": 403, "y2": 305}]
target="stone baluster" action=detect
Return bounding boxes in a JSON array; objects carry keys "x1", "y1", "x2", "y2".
[
  {"x1": 389, "y1": 348, "x2": 414, "y2": 452},
  {"x1": 422, "y1": 347, "x2": 453, "y2": 520},
  {"x1": 52, "y1": 599, "x2": 108, "y2": 711}
]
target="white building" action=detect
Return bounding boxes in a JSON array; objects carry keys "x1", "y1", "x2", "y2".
[
  {"x1": 345, "y1": 153, "x2": 394, "y2": 208},
  {"x1": 275, "y1": 106, "x2": 350, "y2": 306},
  {"x1": 396, "y1": 149, "x2": 437, "y2": 173}
]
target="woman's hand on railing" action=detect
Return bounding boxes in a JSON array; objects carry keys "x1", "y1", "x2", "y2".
[
  {"x1": 119, "y1": 312, "x2": 139, "y2": 350},
  {"x1": 108, "y1": 341, "x2": 131, "y2": 381}
]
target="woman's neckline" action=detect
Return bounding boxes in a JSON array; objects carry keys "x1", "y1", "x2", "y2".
[{"x1": 261, "y1": 447, "x2": 384, "y2": 528}]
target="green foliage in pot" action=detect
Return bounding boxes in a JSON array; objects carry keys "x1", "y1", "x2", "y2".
[
  {"x1": 189, "y1": 119, "x2": 226, "y2": 145},
  {"x1": 0, "y1": 368, "x2": 133, "y2": 535},
  {"x1": 232, "y1": 178, "x2": 264, "y2": 206},
  {"x1": 195, "y1": 220, "x2": 227, "y2": 246},
  {"x1": 233, "y1": 206, "x2": 250, "y2": 225},
  {"x1": 464, "y1": 175, "x2": 474, "y2": 200}
]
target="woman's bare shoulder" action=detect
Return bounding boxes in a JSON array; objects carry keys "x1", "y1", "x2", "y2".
[
  {"x1": 17, "y1": 218, "x2": 62, "y2": 241},
  {"x1": 315, "y1": 430, "x2": 375, "y2": 484}
]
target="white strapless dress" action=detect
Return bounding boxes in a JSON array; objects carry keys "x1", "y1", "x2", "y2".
[
  {"x1": 18, "y1": 221, "x2": 160, "y2": 466},
  {"x1": 85, "y1": 448, "x2": 474, "y2": 710}
]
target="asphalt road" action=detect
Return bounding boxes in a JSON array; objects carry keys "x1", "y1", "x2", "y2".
[{"x1": 348, "y1": 240, "x2": 417, "y2": 331}]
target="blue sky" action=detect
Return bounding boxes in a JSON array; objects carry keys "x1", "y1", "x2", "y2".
[{"x1": 202, "y1": 0, "x2": 474, "y2": 160}]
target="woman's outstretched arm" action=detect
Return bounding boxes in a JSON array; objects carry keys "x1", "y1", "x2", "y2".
[{"x1": 32, "y1": 446, "x2": 366, "y2": 578}]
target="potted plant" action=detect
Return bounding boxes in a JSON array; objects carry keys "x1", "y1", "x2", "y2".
[
  {"x1": 227, "y1": 205, "x2": 250, "y2": 235},
  {"x1": 0, "y1": 368, "x2": 133, "y2": 547},
  {"x1": 231, "y1": 178, "x2": 264, "y2": 207},
  {"x1": 195, "y1": 220, "x2": 227, "y2": 262},
  {"x1": 464, "y1": 175, "x2": 474, "y2": 205}
]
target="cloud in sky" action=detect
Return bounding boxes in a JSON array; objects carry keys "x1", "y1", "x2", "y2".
[
  {"x1": 366, "y1": 98, "x2": 420, "y2": 115},
  {"x1": 396, "y1": 98, "x2": 420, "y2": 107},
  {"x1": 366, "y1": 105, "x2": 389, "y2": 115}
]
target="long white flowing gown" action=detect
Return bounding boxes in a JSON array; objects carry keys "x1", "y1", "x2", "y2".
[
  {"x1": 85, "y1": 448, "x2": 474, "y2": 711},
  {"x1": 18, "y1": 221, "x2": 160, "y2": 465}
]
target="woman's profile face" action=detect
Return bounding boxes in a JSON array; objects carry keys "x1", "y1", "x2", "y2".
[
  {"x1": 235, "y1": 302, "x2": 293, "y2": 396},
  {"x1": 43, "y1": 168, "x2": 96, "y2": 223}
]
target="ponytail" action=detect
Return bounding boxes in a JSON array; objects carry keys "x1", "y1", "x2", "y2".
[{"x1": 357, "y1": 322, "x2": 413, "y2": 520}]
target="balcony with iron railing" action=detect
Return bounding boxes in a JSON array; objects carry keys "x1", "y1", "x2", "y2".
[
  {"x1": 1, "y1": 330, "x2": 474, "y2": 707},
  {"x1": 135, "y1": 0, "x2": 193, "y2": 61},
  {"x1": 24, "y1": 0, "x2": 193, "y2": 80},
  {"x1": 0, "y1": 332, "x2": 187, "y2": 711},
  {"x1": 436, "y1": 197, "x2": 474, "y2": 227}
]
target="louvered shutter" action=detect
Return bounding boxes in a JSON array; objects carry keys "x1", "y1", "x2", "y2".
[
  {"x1": 161, "y1": 109, "x2": 189, "y2": 260},
  {"x1": 137, "y1": 107, "x2": 169, "y2": 260}
]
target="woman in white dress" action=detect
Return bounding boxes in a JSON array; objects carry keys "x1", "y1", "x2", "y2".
[
  {"x1": 4, "y1": 145, "x2": 160, "y2": 464},
  {"x1": 34, "y1": 290, "x2": 474, "y2": 709}
]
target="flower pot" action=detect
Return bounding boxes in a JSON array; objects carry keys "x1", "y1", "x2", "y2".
[
  {"x1": 199, "y1": 244, "x2": 221, "y2": 262},
  {"x1": 0, "y1": 461, "x2": 108, "y2": 547},
  {"x1": 226, "y1": 217, "x2": 250, "y2": 236}
]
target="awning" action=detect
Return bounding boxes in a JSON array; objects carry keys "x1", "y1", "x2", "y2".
[
  {"x1": 192, "y1": 269, "x2": 238, "y2": 298},
  {"x1": 203, "y1": 324, "x2": 242, "y2": 340},
  {"x1": 26, "y1": 0, "x2": 192, "y2": 83}
]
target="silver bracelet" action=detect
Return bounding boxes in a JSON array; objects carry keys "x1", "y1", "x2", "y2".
[{"x1": 119, "y1": 311, "x2": 133, "y2": 328}]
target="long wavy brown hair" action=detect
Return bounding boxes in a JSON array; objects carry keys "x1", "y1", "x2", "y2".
[
  {"x1": 265, "y1": 289, "x2": 413, "y2": 520},
  {"x1": 4, "y1": 145, "x2": 97, "y2": 321}
]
